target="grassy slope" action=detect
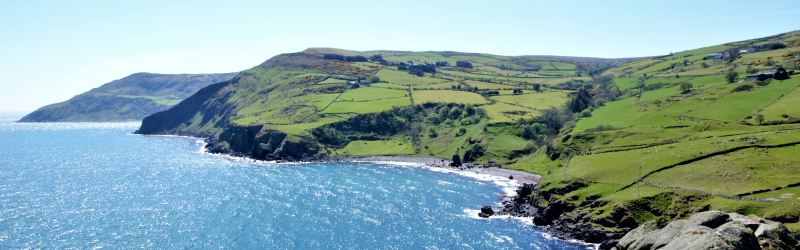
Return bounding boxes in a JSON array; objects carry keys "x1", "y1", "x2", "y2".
[{"x1": 521, "y1": 30, "x2": 800, "y2": 233}]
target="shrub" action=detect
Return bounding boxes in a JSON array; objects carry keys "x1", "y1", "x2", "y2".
[
  {"x1": 731, "y1": 84, "x2": 754, "y2": 92},
  {"x1": 679, "y1": 81, "x2": 693, "y2": 92},
  {"x1": 456, "y1": 127, "x2": 467, "y2": 137},
  {"x1": 428, "y1": 127, "x2": 438, "y2": 138},
  {"x1": 725, "y1": 71, "x2": 739, "y2": 83}
]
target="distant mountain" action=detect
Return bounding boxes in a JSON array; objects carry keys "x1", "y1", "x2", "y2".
[{"x1": 19, "y1": 72, "x2": 237, "y2": 122}]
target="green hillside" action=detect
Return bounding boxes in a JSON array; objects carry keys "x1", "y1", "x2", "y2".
[
  {"x1": 135, "y1": 49, "x2": 613, "y2": 162},
  {"x1": 507, "y1": 30, "x2": 800, "y2": 234},
  {"x1": 137, "y1": 30, "x2": 800, "y2": 236},
  {"x1": 19, "y1": 72, "x2": 237, "y2": 122}
]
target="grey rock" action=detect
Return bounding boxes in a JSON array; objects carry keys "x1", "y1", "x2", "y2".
[
  {"x1": 715, "y1": 221, "x2": 760, "y2": 249},
  {"x1": 616, "y1": 220, "x2": 658, "y2": 250},
  {"x1": 616, "y1": 211, "x2": 799, "y2": 250},
  {"x1": 755, "y1": 221, "x2": 799, "y2": 249},
  {"x1": 686, "y1": 210, "x2": 731, "y2": 229}
]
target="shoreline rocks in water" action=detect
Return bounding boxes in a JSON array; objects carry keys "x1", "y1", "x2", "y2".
[
  {"x1": 613, "y1": 210, "x2": 799, "y2": 250},
  {"x1": 479, "y1": 205, "x2": 495, "y2": 218}
]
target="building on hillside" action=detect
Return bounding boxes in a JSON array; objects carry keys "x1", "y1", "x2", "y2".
[
  {"x1": 746, "y1": 72, "x2": 774, "y2": 81},
  {"x1": 739, "y1": 48, "x2": 758, "y2": 54},
  {"x1": 707, "y1": 53, "x2": 726, "y2": 60}
]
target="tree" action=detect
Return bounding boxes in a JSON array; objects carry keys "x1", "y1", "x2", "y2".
[
  {"x1": 755, "y1": 114, "x2": 764, "y2": 125},
  {"x1": 679, "y1": 81, "x2": 693, "y2": 92},
  {"x1": 567, "y1": 88, "x2": 593, "y2": 113},
  {"x1": 532, "y1": 83, "x2": 541, "y2": 92},
  {"x1": 724, "y1": 71, "x2": 740, "y2": 83},
  {"x1": 701, "y1": 62, "x2": 709, "y2": 68},
  {"x1": 456, "y1": 61, "x2": 473, "y2": 69},
  {"x1": 370, "y1": 76, "x2": 381, "y2": 83},
  {"x1": 635, "y1": 80, "x2": 645, "y2": 89},
  {"x1": 451, "y1": 153, "x2": 462, "y2": 167}
]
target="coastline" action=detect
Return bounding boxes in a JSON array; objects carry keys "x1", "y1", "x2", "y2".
[{"x1": 144, "y1": 133, "x2": 604, "y2": 248}]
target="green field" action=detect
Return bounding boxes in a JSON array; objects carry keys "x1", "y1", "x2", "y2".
[
  {"x1": 490, "y1": 91, "x2": 569, "y2": 110},
  {"x1": 375, "y1": 69, "x2": 444, "y2": 86},
  {"x1": 412, "y1": 90, "x2": 488, "y2": 104},
  {"x1": 333, "y1": 137, "x2": 414, "y2": 156}
]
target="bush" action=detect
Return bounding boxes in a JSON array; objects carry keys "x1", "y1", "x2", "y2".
[
  {"x1": 731, "y1": 84, "x2": 754, "y2": 92},
  {"x1": 428, "y1": 127, "x2": 438, "y2": 138},
  {"x1": 679, "y1": 81, "x2": 693, "y2": 92},
  {"x1": 456, "y1": 61, "x2": 473, "y2": 69},
  {"x1": 456, "y1": 127, "x2": 467, "y2": 137},
  {"x1": 350, "y1": 83, "x2": 360, "y2": 89},
  {"x1": 725, "y1": 71, "x2": 739, "y2": 83},
  {"x1": 585, "y1": 125, "x2": 614, "y2": 132},
  {"x1": 756, "y1": 79, "x2": 771, "y2": 86}
]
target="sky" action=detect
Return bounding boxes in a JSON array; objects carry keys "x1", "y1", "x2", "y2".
[{"x1": 1, "y1": 0, "x2": 798, "y2": 112}]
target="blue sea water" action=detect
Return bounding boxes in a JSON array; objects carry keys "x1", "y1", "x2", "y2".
[{"x1": 0, "y1": 113, "x2": 590, "y2": 249}]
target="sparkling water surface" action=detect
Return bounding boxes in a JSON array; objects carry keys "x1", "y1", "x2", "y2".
[{"x1": 0, "y1": 113, "x2": 589, "y2": 249}]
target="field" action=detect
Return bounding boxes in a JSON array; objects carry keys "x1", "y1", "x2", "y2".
[
  {"x1": 490, "y1": 91, "x2": 569, "y2": 110},
  {"x1": 333, "y1": 137, "x2": 414, "y2": 156},
  {"x1": 411, "y1": 90, "x2": 488, "y2": 104}
]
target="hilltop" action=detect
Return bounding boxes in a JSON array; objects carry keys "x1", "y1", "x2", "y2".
[
  {"x1": 135, "y1": 30, "x2": 800, "y2": 247},
  {"x1": 19, "y1": 72, "x2": 237, "y2": 122},
  {"x1": 135, "y1": 48, "x2": 610, "y2": 162}
]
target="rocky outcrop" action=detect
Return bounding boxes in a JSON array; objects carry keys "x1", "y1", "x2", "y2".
[
  {"x1": 501, "y1": 183, "x2": 628, "y2": 244},
  {"x1": 208, "y1": 124, "x2": 319, "y2": 161},
  {"x1": 479, "y1": 205, "x2": 495, "y2": 218},
  {"x1": 614, "y1": 211, "x2": 799, "y2": 250}
]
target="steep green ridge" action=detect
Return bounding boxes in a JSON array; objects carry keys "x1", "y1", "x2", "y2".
[{"x1": 19, "y1": 72, "x2": 237, "y2": 122}]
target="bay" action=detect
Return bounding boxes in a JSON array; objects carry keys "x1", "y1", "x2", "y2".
[{"x1": 0, "y1": 113, "x2": 589, "y2": 249}]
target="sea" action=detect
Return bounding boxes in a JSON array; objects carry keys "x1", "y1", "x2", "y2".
[{"x1": 0, "y1": 113, "x2": 590, "y2": 249}]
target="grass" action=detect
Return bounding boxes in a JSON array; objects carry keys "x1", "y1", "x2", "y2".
[
  {"x1": 333, "y1": 137, "x2": 414, "y2": 156},
  {"x1": 412, "y1": 90, "x2": 488, "y2": 105},
  {"x1": 490, "y1": 91, "x2": 569, "y2": 110},
  {"x1": 374, "y1": 69, "x2": 444, "y2": 86},
  {"x1": 647, "y1": 145, "x2": 800, "y2": 196},
  {"x1": 463, "y1": 80, "x2": 519, "y2": 90},
  {"x1": 757, "y1": 79, "x2": 800, "y2": 120},
  {"x1": 479, "y1": 102, "x2": 539, "y2": 123},
  {"x1": 321, "y1": 97, "x2": 411, "y2": 114},
  {"x1": 687, "y1": 78, "x2": 800, "y2": 122},
  {"x1": 338, "y1": 86, "x2": 408, "y2": 101}
]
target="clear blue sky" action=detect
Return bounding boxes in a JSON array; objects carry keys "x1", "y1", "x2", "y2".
[{"x1": 1, "y1": 0, "x2": 798, "y2": 112}]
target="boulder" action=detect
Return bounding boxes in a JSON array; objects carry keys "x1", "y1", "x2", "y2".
[
  {"x1": 479, "y1": 205, "x2": 494, "y2": 218},
  {"x1": 615, "y1": 211, "x2": 799, "y2": 250},
  {"x1": 686, "y1": 210, "x2": 731, "y2": 228},
  {"x1": 616, "y1": 220, "x2": 658, "y2": 249},
  {"x1": 755, "y1": 221, "x2": 799, "y2": 249}
]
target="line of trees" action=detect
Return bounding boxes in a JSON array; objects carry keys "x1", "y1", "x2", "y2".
[
  {"x1": 456, "y1": 61, "x2": 473, "y2": 69},
  {"x1": 323, "y1": 54, "x2": 368, "y2": 62}
]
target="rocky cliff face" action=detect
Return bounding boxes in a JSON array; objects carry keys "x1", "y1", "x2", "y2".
[
  {"x1": 614, "y1": 211, "x2": 799, "y2": 250},
  {"x1": 501, "y1": 183, "x2": 629, "y2": 245},
  {"x1": 206, "y1": 124, "x2": 318, "y2": 161}
]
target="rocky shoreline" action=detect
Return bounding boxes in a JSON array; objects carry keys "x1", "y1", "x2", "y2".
[{"x1": 499, "y1": 183, "x2": 628, "y2": 249}]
